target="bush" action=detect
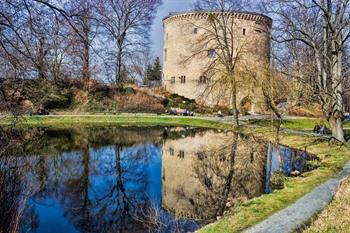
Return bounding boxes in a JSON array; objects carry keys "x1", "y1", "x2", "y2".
[
  {"x1": 43, "y1": 90, "x2": 72, "y2": 109},
  {"x1": 124, "y1": 86, "x2": 136, "y2": 95},
  {"x1": 166, "y1": 93, "x2": 198, "y2": 111},
  {"x1": 270, "y1": 171, "x2": 286, "y2": 190},
  {"x1": 23, "y1": 80, "x2": 72, "y2": 109},
  {"x1": 228, "y1": 108, "x2": 235, "y2": 116},
  {"x1": 161, "y1": 98, "x2": 169, "y2": 107}
]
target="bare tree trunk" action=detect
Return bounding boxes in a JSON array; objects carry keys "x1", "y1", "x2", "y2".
[
  {"x1": 115, "y1": 32, "x2": 125, "y2": 88},
  {"x1": 230, "y1": 75, "x2": 239, "y2": 126},
  {"x1": 329, "y1": 33, "x2": 345, "y2": 141},
  {"x1": 37, "y1": 37, "x2": 47, "y2": 80},
  {"x1": 82, "y1": 17, "x2": 90, "y2": 92},
  {"x1": 116, "y1": 47, "x2": 123, "y2": 86},
  {"x1": 329, "y1": 117, "x2": 345, "y2": 141}
]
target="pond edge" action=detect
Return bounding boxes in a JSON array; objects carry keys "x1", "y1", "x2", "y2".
[{"x1": 244, "y1": 160, "x2": 350, "y2": 233}]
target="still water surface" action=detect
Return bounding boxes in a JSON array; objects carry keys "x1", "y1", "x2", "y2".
[{"x1": 0, "y1": 127, "x2": 317, "y2": 233}]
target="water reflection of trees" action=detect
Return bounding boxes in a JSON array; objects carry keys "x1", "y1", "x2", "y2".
[
  {"x1": 0, "y1": 128, "x2": 43, "y2": 233},
  {"x1": 21, "y1": 127, "x2": 165, "y2": 156},
  {"x1": 0, "y1": 129, "x2": 170, "y2": 232},
  {"x1": 26, "y1": 146, "x2": 161, "y2": 232}
]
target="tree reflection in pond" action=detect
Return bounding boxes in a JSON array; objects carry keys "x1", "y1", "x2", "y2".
[{"x1": 0, "y1": 127, "x2": 318, "y2": 233}]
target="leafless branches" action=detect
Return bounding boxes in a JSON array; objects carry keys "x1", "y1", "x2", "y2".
[
  {"x1": 183, "y1": 1, "x2": 260, "y2": 125},
  {"x1": 262, "y1": 0, "x2": 350, "y2": 141},
  {"x1": 95, "y1": 0, "x2": 161, "y2": 85}
]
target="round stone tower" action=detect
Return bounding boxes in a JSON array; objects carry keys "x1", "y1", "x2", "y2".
[{"x1": 162, "y1": 11, "x2": 272, "y2": 111}]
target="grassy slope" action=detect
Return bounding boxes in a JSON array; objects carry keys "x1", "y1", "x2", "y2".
[
  {"x1": 1, "y1": 115, "x2": 350, "y2": 232},
  {"x1": 304, "y1": 177, "x2": 350, "y2": 233}
]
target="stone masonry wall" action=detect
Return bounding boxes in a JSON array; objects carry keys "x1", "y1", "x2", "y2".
[{"x1": 163, "y1": 11, "x2": 272, "y2": 112}]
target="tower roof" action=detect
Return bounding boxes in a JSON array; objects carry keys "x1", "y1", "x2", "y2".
[{"x1": 163, "y1": 10, "x2": 272, "y2": 23}]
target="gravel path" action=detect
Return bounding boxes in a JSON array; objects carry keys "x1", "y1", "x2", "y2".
[{"x1": 244, "y1": 161, "x2": 350, "y2": 233}]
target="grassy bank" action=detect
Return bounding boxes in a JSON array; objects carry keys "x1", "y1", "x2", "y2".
[
  {"x1": 304, "y1": 176, "x2": 350, "y2": 233},
  {"x1": 199, "y1": 126, "x2": 350, "y2": 232},
  {"x1": 248, "y1": 118, "x2": 350, "y2": 131},
  {"x1": 1, "y1": 115, "x2": 350, "y2": 232}
]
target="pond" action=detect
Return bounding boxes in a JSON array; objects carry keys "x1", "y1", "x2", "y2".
[{"x1": 0, "y1": 127, "x2": 318, "y2": 233}]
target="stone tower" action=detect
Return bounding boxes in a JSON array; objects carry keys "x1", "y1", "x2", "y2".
[{"x1": 162, "y1": 11, "x2": 272, "y2": 112}]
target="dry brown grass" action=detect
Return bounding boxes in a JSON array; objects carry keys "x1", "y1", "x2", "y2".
[
  {"x1": 304, "y1": 177, "x2": 350, "y2": 233},
  {"x1": 114, "y1": 92, "x2": 164, "y2": 113},
  {"x1": 288, "y1": 104, "x2": 323, "y2": 117}
]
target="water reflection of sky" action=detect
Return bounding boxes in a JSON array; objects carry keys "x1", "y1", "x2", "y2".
[
  {"x1": 22, "y1": 144, "x2": 164, "y2": 233},
  {"x1": 31, "y1": 198, "x2": 80, "y2": 233},
  {"x1": 271, "y1": 145, "x2": 310, "y2": 176}
]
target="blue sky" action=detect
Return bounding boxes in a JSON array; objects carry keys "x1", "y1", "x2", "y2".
[{"x1": 151, "y1": 0, "x2": 196, "y2": 58}]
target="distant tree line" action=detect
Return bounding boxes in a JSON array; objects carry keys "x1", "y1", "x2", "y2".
[{"x1": 0, "y1": 0, "x2": 161, "y2": 103}]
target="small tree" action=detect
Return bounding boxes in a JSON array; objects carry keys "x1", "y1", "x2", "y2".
[
  {"x1": 184, "y1": 0, "x2": 267, "y2": 126},
  {"x1": 145, "y1": 57, "x2": 162, "y2": 84}
]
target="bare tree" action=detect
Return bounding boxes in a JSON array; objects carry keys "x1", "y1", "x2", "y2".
[
  {"x1": 46, "y1": 14, "x2": 76, "y2": 82},
  {"x1": 262, "y1": 0, "x2": 350, "y2": 142},
  {"x1": 67, "y1": 0, "x2": 99, "y2": 91},
  {"x1": 185, "y1": 0, "x2": 270, "y2": 125},
  {"x1": 0, "y1": 0, "x2": 106, "y2": 116},
  {"x1": 96, "y1": 0, "x2": 161, "y2": 86}
]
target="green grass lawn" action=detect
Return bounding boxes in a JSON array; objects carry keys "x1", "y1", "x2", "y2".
[
  {"x1": 0, "y1": 115, "x2": 229, "y2": 129},
  {"x1": 1, "y1": 115, "x2": 350, "y2": 232},
  {"x1": 248, "y1": 118, "x2": 350, "y2": 131}
]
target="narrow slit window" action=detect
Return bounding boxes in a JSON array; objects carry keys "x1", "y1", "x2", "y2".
[
  {"x1": 171, "y1": 76, "x2": 176, "y2": 84},
  {"x1": 208, "y1": 49, "x2": 215, "y2": 57},
  {"x1": 199, "y1": 76, "x2": 208, "y2": 84},
  {"x1": 164, "y1": 49, "x2": 167, "y2": 61},
  {"x1": 194, "y1": 28, "x2": 198, "y2": 34},
  {"x1": 179, "y1": 150, "x2": 185, "y2": 159},
  {"x1": 180, "y1": 75, "x2": 186, "y2": 84},
  {"x1": 243, "y1": 28, "x2": 246, "y2": 35},
  {"x1": 169, "y1": 148, "x2": 174, "y2": 156}
]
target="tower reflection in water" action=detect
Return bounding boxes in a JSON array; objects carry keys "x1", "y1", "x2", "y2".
[{"x1": 162, "y1": 129, "x2": 266, "y2": 221}]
